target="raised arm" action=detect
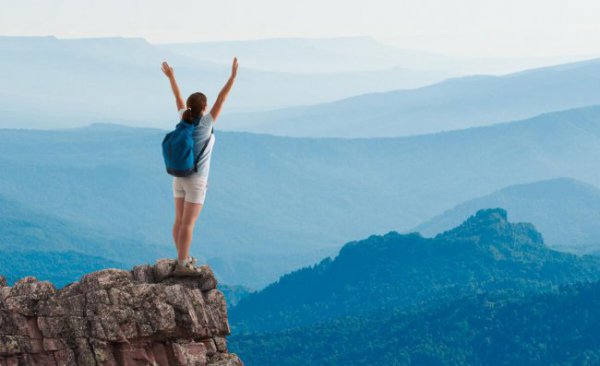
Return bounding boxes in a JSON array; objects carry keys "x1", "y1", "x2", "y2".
[
  {"x1": 210, "y1": 57, "x2": 238, "y2": 122},
  {"x1": 161, "y1": 61, "x2": 185, "y2": 111}
]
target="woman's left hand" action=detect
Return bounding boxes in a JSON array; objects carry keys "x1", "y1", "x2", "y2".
[
  {"x1": 231, "y1": 57, "x2": 239, "y2": 79},
  {"x1": 161, "y1": 61, "x2": 175, "y2": 78}
]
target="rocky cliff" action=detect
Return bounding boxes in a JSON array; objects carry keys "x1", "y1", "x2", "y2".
[{"x1": 0, "y1": 259, "x2": 243, "y2": 366}]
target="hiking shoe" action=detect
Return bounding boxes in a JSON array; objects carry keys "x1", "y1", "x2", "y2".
[
  {"x1": 172, "y1": 261, "x2": 203, "y2": 277},
  {"x1": 173, "y1": 256, "x2": 197, "y2": 265}
]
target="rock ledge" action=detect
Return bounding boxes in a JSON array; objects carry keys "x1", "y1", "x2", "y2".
[{"x1": 0, "y1": 259, "x2": 243, "y2": 366}]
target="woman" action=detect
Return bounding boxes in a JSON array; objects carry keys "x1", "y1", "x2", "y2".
[{"x1": 161, "y1": 57, "x2": 238, "y2": 275}]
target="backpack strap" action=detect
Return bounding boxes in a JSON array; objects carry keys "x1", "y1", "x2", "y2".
[{"x1": 193, "y1": 127, "x2": 214, "y2": 173}]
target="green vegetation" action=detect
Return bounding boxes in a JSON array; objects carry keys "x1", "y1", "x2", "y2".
[
  {"x1": 231, "y1": 281, "x2": 600, "y2": 365},
  {"x1": 231, "y1": 209, "x2": 600, "y2": 334}
]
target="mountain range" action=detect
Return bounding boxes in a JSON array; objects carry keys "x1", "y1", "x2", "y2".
[
  {"x1": 0, "y1": 36, "x2": 454, "y2": 129},
  {"x1": 0, "y1": 195, "x2": 168, "y2": 260},
  {"x1": 0, "y1": 193, "x2": 172, "y2": 287},
  {"x1": 160, "y1": 36, "x2": 586, "y2": 75},
  {"x1": 222, "y1": 58, "x2": 600, "y2": 137},
  {"x1": 3, "y1": 36, "x2": 597, "y2": 133},
  {"x1": 415, "y1": 178, "x2": 600, "y2": 253},
  {"x1": 230, "y1": 209, "x2": 600, "y2": 334},
  {"x1": 229, "y1": 209, "x2": 600, "y2": 365},
  {"x1": 5, "y1": 32, "x2": 600, "y2": 366},
  {"x1": 0, "y1": 250, "x2": 123, "y2": 288},
  {"x1": 3, "y1": 106, "x2": 600, "y2": 287}
]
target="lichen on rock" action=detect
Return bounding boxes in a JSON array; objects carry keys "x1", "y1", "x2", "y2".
[{"x1": 0, "y1": 259, "x2": 243, "y2": 366}]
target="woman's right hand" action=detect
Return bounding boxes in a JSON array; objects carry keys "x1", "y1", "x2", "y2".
[{"x1": 161, "y1": 61, "x2": 175, "y2": 78}]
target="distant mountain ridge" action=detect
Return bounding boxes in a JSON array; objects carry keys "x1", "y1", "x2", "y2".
[
  {"x1": 0, "y1": 194, "x2": 172, "y2": 286},
  {"x1": 160, "y1": 36, "x2": 586, "y2": 75},
  {"x1": 0, "y1": 35, "x2": 453, "y2": 129},
  {"x1": 162, "y1": 36, "x2": 432, "y2": 73},
  {"x1": 4, "y1": 106, "x2": 600, "y2": 287},
  {"x1": 222, "y1": 58, "x2": 600, "y2": 137},
  {"x1": 0, "y1": 251, "x2": 123, "y2": 288},
  {"x1": 415, "y1": 178, "x2": 600, "y2": 253},
  {"x1": 0, "y1": 195, "x2": 169, "y2": 261},
  {"x1": 230, "y1": 209, "x2": 600, "y2": 333}
]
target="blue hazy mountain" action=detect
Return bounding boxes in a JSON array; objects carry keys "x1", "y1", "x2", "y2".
[
  {"x1": 230, "y1": 209, "x2": 600, "y2": 334},
  {"x1": 219, "y1": 284, "x2": 253, "y2": 308},
  {"x1": 0, "y1": 251, "x2": 123, "y2": 288},
  {"x1": 161, "y1": 36, "x2": 583, "y2": 75},
  {"x1": 230, "y1": 280, "x2": 600, "y2": 365},
  {"x1": 222, "y1": 58, "x2": 600, "y2": 137},
  {"x1": 415, "y1": 178, "x2": 600, "y2": 254},
  {"x1": 0, "y1": 36, "x2": 453, "y2": 129},
  {"x1": 0, "y1": 195, "x2": 169, "y2": 259},
  {"x1": 0, "y1": 194, "x2": 161, "y2": 287},
  {"x1": 162, "y1": 36, "x2": 446, "y2": 73},
  {"x1": 3, "y1": 106, "x2": 600, "y2": 287},
  {"x1": 0, "y1": 194, "x2": 173, "y2": 286}
]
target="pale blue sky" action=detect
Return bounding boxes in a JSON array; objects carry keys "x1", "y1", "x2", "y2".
[{"x1": 2, "y1": 0, "x2": 600, "y2": 57}]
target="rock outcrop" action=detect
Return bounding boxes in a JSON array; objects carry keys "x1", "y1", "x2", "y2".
[{"x1": 0, "y1": 259, "x2": 243, "y2": 366}]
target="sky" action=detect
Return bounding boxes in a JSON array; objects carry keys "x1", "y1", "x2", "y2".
[{"x1": 1, "y1": 0, "x2": 600, "y2": 58}]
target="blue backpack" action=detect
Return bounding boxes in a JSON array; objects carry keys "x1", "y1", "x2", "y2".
[{"x1": 162, "y1": 118, "x2": 213, "y2": 177}]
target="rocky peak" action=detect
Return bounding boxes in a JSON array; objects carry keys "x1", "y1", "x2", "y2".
[
  {"x1": 0, "y1": 259, "x2": 243, "y2": 366},
  {"x1": 437, "y1": 208, "x2": 544, "y2": 247},
  {"x1": 470, "y1": 208, "x2": 509, "y2": 224}
]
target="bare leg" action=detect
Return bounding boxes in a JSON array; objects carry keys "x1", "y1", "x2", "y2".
[
  {"x1": 176, "y1": 201, "x2": 203, "y2": 262},
  {"x1": 173, "y1": 198, "x2": 185, "y2": 252}
]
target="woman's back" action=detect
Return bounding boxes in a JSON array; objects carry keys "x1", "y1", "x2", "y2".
[{"x1": 177, "y1": 108, "x2": 215, "y2": 178}]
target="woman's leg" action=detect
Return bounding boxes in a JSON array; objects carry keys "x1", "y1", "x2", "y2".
[
  {"x1": 176, "y1": 201, "x2": 203, "y2": 263},
  {"x1": 172, "y1": 198, "x2": 185, "y2": 252}
]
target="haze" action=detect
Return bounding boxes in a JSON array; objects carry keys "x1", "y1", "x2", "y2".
[{"x1": 2, "y1": 0, "x2": 600, "y2": 58}]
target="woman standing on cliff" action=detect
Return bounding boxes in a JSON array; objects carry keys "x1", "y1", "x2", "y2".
[{"x1": 161, "y1": 58, "x2": 238, "y2": 275}]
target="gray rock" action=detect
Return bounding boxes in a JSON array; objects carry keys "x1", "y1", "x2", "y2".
[
  {"x1": 153, "y1": 258, "x2": 176, "y2": 282},
  {"x1": 80, "y1": 269, "x2": 132, "y2": 292},
  {"x1": 10, "y1": 278, "x2": 56, "y2": 300},
  {"x1": 131, "y1": 264, "x2": 155, "y2": 284},
  {"x1": 214, "y1": 337, "x2": 228, "y2": 353},
  {"x1": 202, "y1": 338, "x2": 218, "y2": 356},
  {"x1": 208, "y1": 353, "x2": 245, "y2": 366},
  {"x1": 172, "y1": 341, "x2": 207, "y2": 366},
  {"x1": 0, "y1": 287, "x2": 11, "y2": 303},
  {"x1": 0, "y1": 262, "x2": 242, "y2": 365}
]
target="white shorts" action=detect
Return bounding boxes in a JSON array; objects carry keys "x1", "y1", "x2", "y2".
[{"x1": 173, "y1": 176, "x2": 208, "y2": 204}]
